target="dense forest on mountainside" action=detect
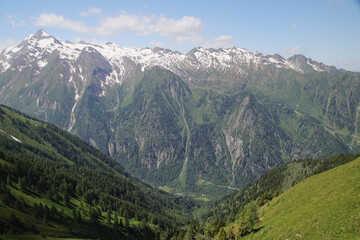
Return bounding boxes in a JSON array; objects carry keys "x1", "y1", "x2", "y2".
[{"x1": 0, "y1": 105, "x2": 194, "y2": 239}]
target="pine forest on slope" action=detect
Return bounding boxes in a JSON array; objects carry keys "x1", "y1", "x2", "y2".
[
  {"x1": 0, "y1": 105, "x2": 194, "y2": 239},
  {"x1": 1, "y1": 29, "x2": 360, "y2": 199}
]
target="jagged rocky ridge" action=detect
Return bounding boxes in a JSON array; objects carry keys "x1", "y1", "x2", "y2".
[{"x1": 0, "y1": 29, "x2": 359, "y2": 199}]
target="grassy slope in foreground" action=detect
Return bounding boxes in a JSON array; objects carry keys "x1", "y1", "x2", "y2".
[{"x1": 247, "y1": 157, "x2": 360, "y2": 239}]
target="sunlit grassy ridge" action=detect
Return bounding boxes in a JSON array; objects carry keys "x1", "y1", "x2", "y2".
[{"x1": 246, "y1": 157, "x2": 360, "y2": 239}]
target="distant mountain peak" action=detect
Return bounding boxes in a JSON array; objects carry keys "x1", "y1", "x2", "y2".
[
  {"x1": 271, "y1": 54, "x2": 285, "y2": 61},
  {"x1": 33, "y1": 29, "x2": 51, "y2": 38},
  {"x1": 20, "y1": 29, "x2": 62, "y2": 51},
  {"x1": 287, "y1": 54, "x2": 307, "y2": 62}
]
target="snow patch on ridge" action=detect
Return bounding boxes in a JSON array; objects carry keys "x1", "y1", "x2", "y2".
[
  {"x1": 105, "y1": 69, "x2": 122, "y2": 85},
  {"x1": 307, "y1": 59, "x2": 323, "y2": 72},
  {"x1": 37, "y1": 59, "x2": 48, "y2": 68},
  {"x1": 37, "y1": 38, "x2": 55, "y2": 48}
]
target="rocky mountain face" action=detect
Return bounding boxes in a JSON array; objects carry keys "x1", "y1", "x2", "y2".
[{"x1": 0, "y1": 29, "x2": 359, "y2": 198}]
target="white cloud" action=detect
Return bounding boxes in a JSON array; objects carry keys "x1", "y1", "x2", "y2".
[
  {"x1": 80, "y1": 7, "x2": 102, "y2": 16},
  {"x1": 36, "y1": 13, "x2": 90, "y2": 33},
  {"x1": 96, "y1": 13, "x2": 156, "y2": 36},
  {"x1": 0, "y1": 38, "x2": 19, "y2": 51},
  {"x1": 34, "y1": 12, "x2": 206, "y2": 46},
  {"x1": 96, "y1": 13, "x2": 204, "y2": 45},
  {"x1": 284, "y1": 46, "x2": 301, "y2": 56},
  {"x1": 202, "y1": 35, "x2": 235, "y2": 49},
  {"x1": 155, "y1": 16, "x2": 204, "y2": 39}
]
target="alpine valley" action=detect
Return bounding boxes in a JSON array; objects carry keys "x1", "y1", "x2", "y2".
[{"x1": 1, "y1": 29, "x2": 360, "y2": 199}]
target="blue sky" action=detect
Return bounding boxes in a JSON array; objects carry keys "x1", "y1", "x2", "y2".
[{"x1": 0, "y1": 0, "x2": 360, "y2": 71}]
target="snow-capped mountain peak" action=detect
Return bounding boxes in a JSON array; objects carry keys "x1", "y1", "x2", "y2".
[{"x1": 0, "y1": 30, "x2": 336, "y2": 78}]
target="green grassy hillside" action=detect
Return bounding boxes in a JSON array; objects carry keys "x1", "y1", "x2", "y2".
[
  {"x1": 247, "y1": 156, "x2": 360, "y2": 239},
  {"x1": 189, "y1": 153, "x2": 360, "y2": 239},
  {"x1": 197, "y1": 153, "x2": 359, "y2": 225}
]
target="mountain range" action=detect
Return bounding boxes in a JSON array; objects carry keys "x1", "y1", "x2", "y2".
[{"x1": 1, "y1": 29, "x2": 359, "y2": 198}]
